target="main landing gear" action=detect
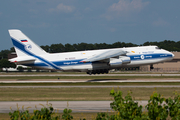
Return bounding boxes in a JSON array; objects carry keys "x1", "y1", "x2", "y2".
[{"x1": 87, "y1": 69, "x2": 109, "y2": 75}]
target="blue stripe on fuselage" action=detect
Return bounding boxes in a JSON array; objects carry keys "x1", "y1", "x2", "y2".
[{"x1": 128, "y1": 53, "x2": 172, "y2": 61}]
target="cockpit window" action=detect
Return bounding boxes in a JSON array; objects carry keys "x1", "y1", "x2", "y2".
[{"x1": 155, "y1": 47, "x2": 160, "y2": 49}]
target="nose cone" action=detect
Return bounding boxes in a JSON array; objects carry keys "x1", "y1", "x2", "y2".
[
  {"x1": 164, "y1": 51, "x2": 174, "y2": 61},
  {"x1": 159, "y1": 49, "x2": 174, "y2": 62},
  {"x1": 169, "y1": 52, "x2": 174, "y2": 58},
  {"x1": 169, "y1": 52, "x2": 174, "y2": 61}
]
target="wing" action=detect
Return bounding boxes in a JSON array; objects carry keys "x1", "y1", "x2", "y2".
[{"x1": 81, "y1": 49, "x2": 127, "y2": 62}]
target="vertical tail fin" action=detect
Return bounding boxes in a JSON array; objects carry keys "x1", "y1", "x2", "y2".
[{"x1": 8, "y1": 29, "x2": 47, "y2": 57}]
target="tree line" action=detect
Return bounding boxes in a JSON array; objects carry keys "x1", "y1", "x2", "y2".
[
  {"x1": 40, "y1": 40, "x2": 180, "y2": 53},
  {"x1": 40, "y1": 42, "x2": 137, "y2": 53}
]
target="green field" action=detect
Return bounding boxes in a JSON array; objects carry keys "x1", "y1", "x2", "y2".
[
  {"x1": 0, "y1": 72, "x2": 180, "y2": 100},
  {"x1": 0, "y1": 87, "x2": 179, "y2": 101}
]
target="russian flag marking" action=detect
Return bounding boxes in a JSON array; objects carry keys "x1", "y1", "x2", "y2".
[{"x1": 21, "y1": 40, "x2": 28, "y2": 42}]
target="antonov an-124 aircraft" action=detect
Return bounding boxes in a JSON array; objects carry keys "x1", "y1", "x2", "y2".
[{"x1": 8, "y1": 29, "x2": 174, "y2": 75}]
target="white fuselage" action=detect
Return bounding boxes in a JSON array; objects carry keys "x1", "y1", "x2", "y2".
[{"x1": 22, "y1": 46, "x2": 174, "y2": 72}]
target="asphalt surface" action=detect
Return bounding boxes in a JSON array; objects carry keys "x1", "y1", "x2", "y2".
[
  {"x1": 1, "y1": 79, "x2": 180, "y2": 83},
  {"x1": 0, "y1": 101, "x2": 148, "y2": 113},
  {"x1": 1, "y1": 73, "x2": 180, "y2": 83},
  {"x1": 0, "y1": 73, "x2": 180, "y2": 76},
  {"x1": 0, "y1": 85, "x2": 180, "y2": 88}
]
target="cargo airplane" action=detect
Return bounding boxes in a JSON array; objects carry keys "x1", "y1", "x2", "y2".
[{"x1": 8, "y1": 29, "x2": 174, "y2": 75}]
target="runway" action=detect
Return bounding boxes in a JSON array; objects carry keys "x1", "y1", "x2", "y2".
[
  {"x1": 1, "y1": 79, "x2": 180, "y2": 83},
  {"x1": 0, "y1": 101, "x2": 148, "y2": 113},
  {"x1": 0, "y1": 73, "x2": 180, "y2": 83},
  {"x1": 1, "y1": 73, "x2": 180, "y2": 83},
  {"x1": 1, "y1": 73, "x2": 180, "y2": 77},
  {"x1": 0, "y1": 85, "x2": 180, "y2": 88}
]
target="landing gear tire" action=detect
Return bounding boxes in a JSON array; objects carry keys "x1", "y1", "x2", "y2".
[
  {"x1": 87, "y1": 69, "x2": 109, "y2": 75},
  {"x1": 87, "y1": 71, "x2": 92, "y2": 75},
  {"x1": 105, "y1": 69, "x2": 109, "y2": 74}
]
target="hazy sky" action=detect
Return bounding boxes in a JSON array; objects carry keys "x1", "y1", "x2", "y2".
[{"x1": 1, "y1": 0, "x2": 180, "y2": 51}]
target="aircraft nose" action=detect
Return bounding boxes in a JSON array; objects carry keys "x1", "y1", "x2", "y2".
[{"x1": 171, "y1": 52, "x2": 174, "y2": 58}]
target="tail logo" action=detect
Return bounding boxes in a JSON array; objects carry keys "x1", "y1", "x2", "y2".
[{"x1": 25, "y1": 44, "x2": 32, "y2": 51}]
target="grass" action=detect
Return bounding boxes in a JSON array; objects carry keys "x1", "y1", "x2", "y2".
[
  {"x1": 0, "y1": 113, "x2": 8, "y2": 120},
  {"x1": 0, "y1": 87, "x2": 179, "y2": 101}
]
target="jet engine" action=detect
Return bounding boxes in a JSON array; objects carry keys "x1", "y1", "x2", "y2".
[{"x1": 109, "y1": 56, "x2": 131, "y2": 67}]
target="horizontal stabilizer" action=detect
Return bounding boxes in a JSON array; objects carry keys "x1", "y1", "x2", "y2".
[{"x1": 9, "y1": 57, "x2": 36, "y2": 64}]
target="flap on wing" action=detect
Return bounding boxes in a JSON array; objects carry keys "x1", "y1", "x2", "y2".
[
  {"x1": 81, "y1": 49, "x2": 127, "y2": 62},
  {"x1": 9, "y1": 57, "x2": 36, "y2": 64}
]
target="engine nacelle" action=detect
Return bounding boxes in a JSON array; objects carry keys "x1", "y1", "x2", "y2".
[
  {"x1": 109, "y1": 58, "x2": 122, "y2": 66},
  {"x1": 120, "y1": 56, "x2": 131, "y2": 64},
  {"x1": 109, "y1": 56, "x2": 131, "y2": 67}
]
